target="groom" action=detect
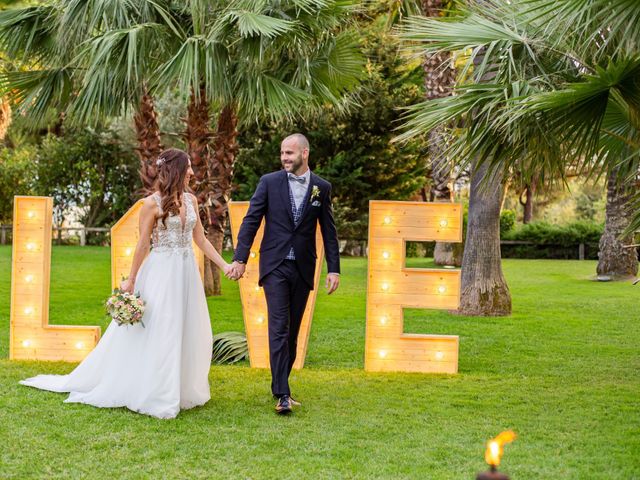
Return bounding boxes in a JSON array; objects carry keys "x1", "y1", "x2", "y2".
[{"x1": 230, "y1": 133, "x2": 340, "y2": 414}]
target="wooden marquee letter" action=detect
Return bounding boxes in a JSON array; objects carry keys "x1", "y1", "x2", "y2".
[
  {"x1": 365, "y1": 200, "x2": 463, "y2": 373},
  {"x1": 229, "y1": 201, "x2": 325, "y2": 369},
  {"x1": 10, "y1": 196, "x2": 101, "y2": 361},
  {"x1": 111, "y1": 200, "x2": 204, "y2": 289},
  {"x1": 10, "y1": 196, "x2": 204, "y2": 363}
]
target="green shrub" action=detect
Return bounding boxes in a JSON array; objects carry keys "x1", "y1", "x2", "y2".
[
  {"x1": 0, "y1": 146, "x2": 38, "y2": 223},
  {"x1": 502, "y1": 221, "x2": 603, "y2": 259},
  {"x1": 500, "y1": 209, "x2": 516, "y2": 235}
]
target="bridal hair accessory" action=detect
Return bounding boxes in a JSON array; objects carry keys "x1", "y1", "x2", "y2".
[{"x1": 156, "y1": 153, "x2": 191, "y2": 167}]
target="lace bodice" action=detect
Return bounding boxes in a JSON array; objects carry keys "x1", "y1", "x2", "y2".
[{"x1": 151, "y1": 193, "x2": 197, "y2": 252}]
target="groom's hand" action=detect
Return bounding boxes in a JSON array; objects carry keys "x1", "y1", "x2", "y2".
[
  {"x1": 230, "y1": 261, "x2": 246, "y2": 280},
  {"x1": 325, "y1": 273, "x2": 340, "y2": 295}
]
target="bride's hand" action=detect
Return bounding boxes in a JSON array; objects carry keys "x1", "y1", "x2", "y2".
[
  {"x1": 223, "y1": 263, "x2": 236, "y2": 280},
  {"x1": 120, "y1": 278, "x2": 134, "y2": 294}
]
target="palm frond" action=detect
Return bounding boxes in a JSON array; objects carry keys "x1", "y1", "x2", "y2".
[
  {"x1": 211, "y1": 331, "x2": 248, "y2": 364},
  {"x1": 69, "y1": 23, "x2": 169, "y2": 122},
  {"x1": 305, "y1": 30, "x2": 365, "y2": 101},
  {"x1": 227, "y1": 9, "x2": 297, "y2": 39},
  {"x1": 0, "y1": 6, "x2": 58, "y2": 62},
  {"x1": 237, "y1": 72, "x2": 311, "y2": 121},
  {"x1": 152, "y1": 34, "x2": 208, "y2": 100},
  {"x1": 0, "y1": 68, "x2": 74, "y2": 126},
  {"x1": 399, "y1": 12, "x2": 530, "y2": 55},
  {"x1": 525, "y1": 57, "x2": 640, "y2": 173},
  {"x1": 524, "y1": 0, "x2": 640, "y2": 60}
]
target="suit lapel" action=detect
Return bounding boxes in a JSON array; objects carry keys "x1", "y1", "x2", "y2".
[
  {"x1": 279, "y1": 170, "x2": 295, "y2": 226},
  {"x1": 296, "y1": 172, "x2": 316, "y2": 230}
]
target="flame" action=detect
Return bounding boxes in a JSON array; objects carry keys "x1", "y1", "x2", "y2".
[{"x1": 485, "y1": 431, "x2": 517, "y2": 467}]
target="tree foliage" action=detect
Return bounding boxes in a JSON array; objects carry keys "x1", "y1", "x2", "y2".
[
  {"x1": 0, "y1": 127, "x2": 139, "y2": 229},
  {"x1": 0, "y1": 144, "x2": 37, "y2": 223},
  {"x1": 36, "y1": 128, "x2": 139, "y2": 228},
  {"x1": 234, "y1": 13, "x2": 428, "y2": 239}
]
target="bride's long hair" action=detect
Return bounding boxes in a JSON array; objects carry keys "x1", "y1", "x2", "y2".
[{"x1": 155, "y1": 148, "x2": 190, "y2": 228}]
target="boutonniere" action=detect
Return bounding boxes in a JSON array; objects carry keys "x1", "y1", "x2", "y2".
[{"x1": 310, "y1": 185, "x2": 321, "y2": 202}]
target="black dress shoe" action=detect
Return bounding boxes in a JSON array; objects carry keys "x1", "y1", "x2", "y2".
[{"x1": 275, "y1": 395, "x2": 292, "y2": 414}]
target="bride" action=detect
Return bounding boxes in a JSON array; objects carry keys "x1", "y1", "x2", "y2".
[{"x1": 20, "y1": 148, "x2": 234, "y2": 419}]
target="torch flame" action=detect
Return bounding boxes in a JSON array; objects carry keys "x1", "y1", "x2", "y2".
[{"x1": 485, "y1": 430, "x2": 517, "y2": 467}]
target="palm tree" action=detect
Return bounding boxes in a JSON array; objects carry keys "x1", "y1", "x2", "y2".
[
  {"x1": 0, "y1": 1, "x2": 175, "y2": 191},
  {"x1": 396, "y1": 0, "x2": 640, "y2": 314},
  {"x1": 597, "y1": 167, "x2": 638, "y2": 279},
  {"x1": 150, "y1": 0, "x2": 364, "y2": 294},
  {"x1": 389, "y1": 0, "x2": 462, "y2": 266},
  {"x1": 523, "y1": 1, "x2": 640, "y2": 278},
  {"x1": 420, "y1": 0, "x2": 462, "y2": 266}
]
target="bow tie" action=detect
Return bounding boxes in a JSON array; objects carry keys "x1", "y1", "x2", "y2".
[{"x1": 288, "y1": 173, "x2": 307, "y2": 184}]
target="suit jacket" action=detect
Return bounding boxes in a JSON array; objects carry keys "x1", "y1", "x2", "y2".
[{"x1": 233, "y1": 169, "x2": 340, "y2": 289}]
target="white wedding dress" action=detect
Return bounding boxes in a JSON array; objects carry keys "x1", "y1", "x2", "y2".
[{"x1": 20, "y1": 193, "x2": 213, "y2": 419}]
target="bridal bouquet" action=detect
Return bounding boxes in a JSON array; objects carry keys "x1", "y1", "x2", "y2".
[{"x1": 105, "y1": 289, "x2": 146, "y2": 327}]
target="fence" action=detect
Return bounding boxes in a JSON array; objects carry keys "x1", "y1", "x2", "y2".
[
  {"x1": 1, "y1": 225, "x2": 110, "y2": 246},
  {"x1": 0, "y1": 225, "x2": 600, "y2": 260},
  {"x1": 1, "y1": 224, "x2": 236, "y2": 249},
  {"x1": 499, "y1": 240, "x2": 597, "y2": 260}
]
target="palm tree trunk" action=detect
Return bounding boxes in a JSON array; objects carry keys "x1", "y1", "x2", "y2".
[
  {"x1": 184, "y1": 84, "x2": 217, "y2": 294},
  {"x1": 520, "y1": 183, "x2": 535, "y2": 224},
  {"x1": 430, "y1": 126, "x2": 463, "y2": 266},
  {"x1": 0, "y1": 97, "x2": 11, "y2": 140},
  {"x1": 596, "y1": 168, "x2": 638, "y2": 279},
  {"x1": 206, "y1": 104, "x2": 239, "y2": 295},
  {"x1": 422, "y1": 0, "x2": 461, "y2": 267},
  {"x1": 134, "y1": 87, "x2": 163, "y2": 194},
  {"x1": 458, "y1": 160, "x2": 511, "y2": 316}
]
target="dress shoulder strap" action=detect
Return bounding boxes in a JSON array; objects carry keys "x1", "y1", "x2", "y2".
[
  {"x1": 184, "y1": 192, "x2": 195, "y2": 211},
  {"x1": 152, "y1": 192, "x2": 162, "y2": 211}
]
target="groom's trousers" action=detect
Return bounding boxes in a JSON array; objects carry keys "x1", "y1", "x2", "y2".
[{"x1": 262, "y1": 260, "x2": 311, "y2": 397}]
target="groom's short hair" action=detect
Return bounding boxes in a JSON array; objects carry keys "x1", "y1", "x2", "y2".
[{"x1": 284, "y1": 133, "x2": 309, "y2": 152}]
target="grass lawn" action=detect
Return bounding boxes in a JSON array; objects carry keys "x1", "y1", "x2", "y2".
[{"x1": 0, "y1": 246, "x2": 638, "y2": 479}]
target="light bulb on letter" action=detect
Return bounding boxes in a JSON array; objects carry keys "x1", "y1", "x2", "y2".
[
  {"x1": 435, "y1": 351, "x2": 444, "y2": 360},
  {"x1": 75, "y1": 342, "x2": 85, "y2": 349},
  {"x1": 22, "y1": 340, "x2": 32, "y2": 348},
  {"x1": 379, "y1": 350, "x2": 387, "y2": 359},
  {"x1": 25, "y1": 274, "x2": 34, "y2": 283},
  {"x1": 381, "y1": 282, "x2": 389, "y2": 291},
  {"x1": 438, "y1": 285, "x2": 447, "y2": 294},
  {"x1": 382, "y1": 251, "x2": 390, "y2": 259},
  {"x1": 439, "y1": 219, "x2": 448, "y2": 228},
  {"x1": 383, "y1": 216, "x2": 391, "y2": 225}
]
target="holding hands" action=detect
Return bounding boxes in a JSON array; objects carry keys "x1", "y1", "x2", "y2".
[{"x1": 225, "y1": 261, "x2": 246, "y2": 281}]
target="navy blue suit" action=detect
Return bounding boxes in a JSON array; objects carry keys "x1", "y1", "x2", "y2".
[{"x1": 233, "y1": 169, "x2": 340, "y2": 396}]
